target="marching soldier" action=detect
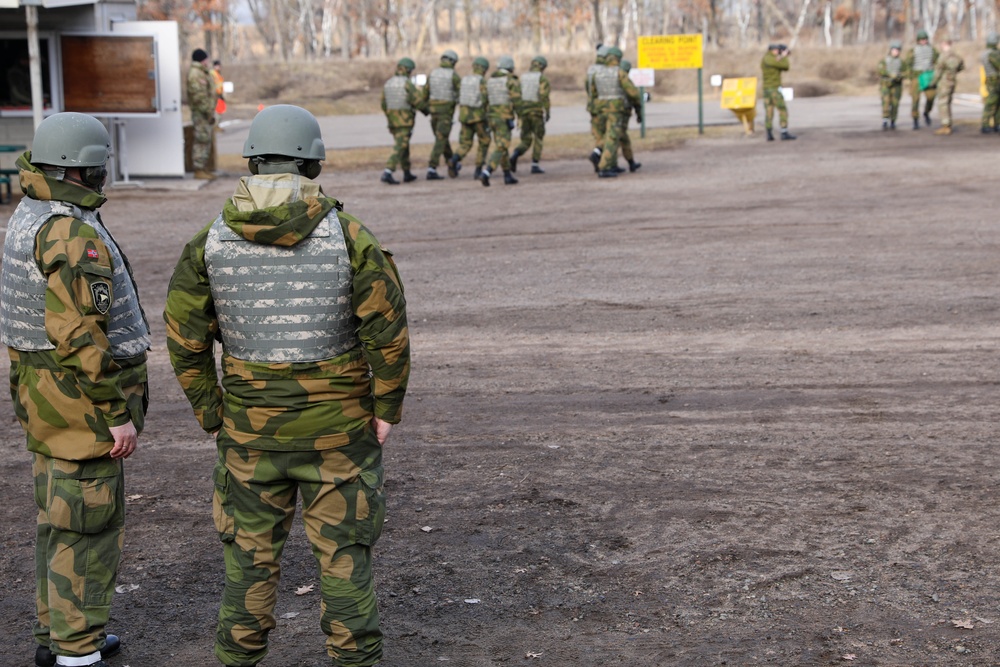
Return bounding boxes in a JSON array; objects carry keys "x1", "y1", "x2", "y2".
[
  {"x1": 481, "y1": 55, "x2": 521, "y2": 187},
  {"x1": 423, "y1": 49, "x2": 462, "y2": 179},
  {"x1": 586, "y1": 46, "x2": 610, "y2": 171},
  {"x1": 904, "y1": 30, "x2": 939, "y2": 129},
  {"x1": 931, "y1": 39, "x2": 964, "y2": 135},
  {"x1": 511, "y1": 55, "x2": 551, "y2": 174},
  {"x1": 878, "y1": 41, "x2": 905, "y2": 130},
  {"x1": 761, "y1": 43, "x2": 796, "y2": 141},
  {"x1": 591, "y1": 46, "x2": 642, "y2": 178},
  {"x1": 981, "y1": 33, "x2": 1000, "y2": 132},
  {"x1": 449, "y1": 57, "x2": 492, "y2": 180},
  {"x1": 617, "y1": 59, "x2": 643, "y2": 172},
  {"x1": 380, "y1": 57, "x2": 427, "y2": 185}
]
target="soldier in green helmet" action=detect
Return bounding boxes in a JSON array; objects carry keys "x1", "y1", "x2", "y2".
[
  {"x1": 164, "y1": 104, "x2": 410, "y2": 667},
  {"x1": 590, "y1": 46, "x2": 643, "y2": 178},
  {"x1": 586, "y1": 45, "x2": 609, "y2": 170},
  {"x1": 449, "y1": 56, "x2": 492, "y2": 180},
  {"x1": 422, "y1": 49, "x2": 462, "y2": 179},
  {"x1": 981, "y1": 33, "x2": 1000, "y2": 132},
  {"x1": 481, "y1": 55, "x2": 522, "y2": 186},
  {"x1": 878, "y1": 41, "x2": 905, "y2": 130},
  {"x1": 616, "y1": 59, "x2": 642, "y2": 172},
  {"x1": 904, "y1": 30, "x2": 939, "y2": 129},
  {"x1": 380, "y1": 57, "x2": 427, "y2": 184},
  {"x1": 761, "y1": 43, "x2": 796, "y2": 141},
  {"x1": 2, "y1": 112, "x2": 149, "y2": 667},
  {"x1": 510, "y1": 55, "x2": 551, "y2": 174}
]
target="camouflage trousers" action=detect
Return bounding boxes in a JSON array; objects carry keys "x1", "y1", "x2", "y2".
[
  {"x1": 428, "y1": 112, "x2": 454, "y2": 168},
  {"x1": 983, "y1": 76, "x2": 1000, "y2": 127},
  {"x1": 937, "y1": 81, "x2": 956, "y2": 127},
  {"x1": 454, "y1": 119, "x2": 491, "y2": 167},
  {"x1": 910, "y1": 75, "x2": 936, "y2": 118},
  {"x1": 515, "y1": 112, "x2": 546, "y2": 162},
  {"x1": 618, "y1": 116, "x2": 634, "y2": 162},
  {"x1": 385, "y1": 127, "x2": 413, "y2": 172},
  {"x1": 213, "y1": 433, "x2": 386, "y2": 667},
  {"x1": 762, "y1": 88, "x2": 788, "y2": 130},
  {"x1": 590, "y1": 111, "x2": 605, "y2": 148},
  {"x1": 880, "y1": 82, "x2": 903, "y2": 121},
  {"x1": 33, "y1": 454, "x2": 124, "y2": 660},
  {"x1": 598, "y1": 108, "x2": 629, "y2": 171},
  {"x1": 192, "y1": 111, "x2": 214, "y2": 170},
  {"x1": 486, "y1": 117, "x2": 513, "y2": 172}
]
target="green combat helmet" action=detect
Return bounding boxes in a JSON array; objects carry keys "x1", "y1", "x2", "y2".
[
  {"x1": 889, "y1": 40, "x2": 902, "y2": 51},
  {"x1": 620, "y1": 59, "x2": 632, "y2": 72},
  {"x1": 916, "y1": 29, "x2": 929, "y2": 40},
  {"x1": 243, "y1": 104, "x2": 326, "y2": 178},
  {"x1": 441, "y1": 49, "x2": 459, "y2": 63},
  {"x1": 473, "y1": 56, "x2": 489, "y2": 71},
  {"x1": 397, "y1": 57, "x2": 416, "y2": 72},
  {"x1": 31, "y1": 112, "x2": 110, "y2": 190},
  {"x1": 498, "y1": 55, "x2": 515, "y2": 71},
  {"x1": 605, "y1": 46, "x2": 623, "y2": 61},
  {"x1": 988, "y1": 33, "x2": 999, "y2": 47},
  {"x1": 531, "y1": 55, "x2": 548, "y2": 70}
]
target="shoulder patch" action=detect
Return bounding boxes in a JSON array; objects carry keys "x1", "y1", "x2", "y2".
[{"x1": 91, "y1": 281, "x2": 112, "y2": 315}]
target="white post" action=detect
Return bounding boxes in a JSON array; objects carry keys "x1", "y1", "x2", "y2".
[{"x1": 25, "y1": 4, "x2": 44, "y2": 129}]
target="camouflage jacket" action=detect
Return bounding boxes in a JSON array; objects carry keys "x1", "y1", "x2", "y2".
[
  {"x1": 6, "y1": 153, "x2": 148, "y2": 460},
  {"x1": 903, "y1": 45, "x2": 940, "y2": 77},
  {"x1": 516, "y1": 69, "x2": 551, "y2": 117},
  {"x1": 458, "y1": 71, "x2": 489, "y2": 124},
  {"x1": 587, "y1": 59, "x2": 641, "y2": 113},
  {"x1": 931, "y1": 51, "x2": 964, "y2": 88},
  {"x1": 761, "y1": 52, "x2": 790, "y2": 89},
  {"x1": 187, "y1": 62, "x2": 215, "y2": 117},
  {"x1": 422, "y1": 62, "x2": 461, "y2": 115},
  {"x1": 381, "y1": 66, "x2": 427, "y2": 129},
  {"x1": 878, "y1": 56, "x2": 905, "y2": 85},
  {"x1": 486, "y1": 70, "x2": 521, "y2": 120},
  {"x1": 163, "y1": 174, "x2": 410, "y2": 451}
]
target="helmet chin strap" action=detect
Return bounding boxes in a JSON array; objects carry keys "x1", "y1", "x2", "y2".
[{"x1": 249, "y1": 156, "x2": 322, "y2": 179}]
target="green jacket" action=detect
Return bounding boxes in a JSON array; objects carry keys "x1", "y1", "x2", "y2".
[
  {"x1": 163, "y1": 174, "x2": 410, "y2": 450},
  {"x1": 381, "y1": 66, "x2": 427, "y2": 129},
  {"x1": 761, "y1": 52, "x2": 789, "y2": 89},
  {"x1": 486, "y1": 70, "x2": 521, "y2": 121},
  {"x1": 931, "y1": 51, "x2": 964, "y2": 88},
  {"x1": 187, "y1": 62, "x2": 215, "y2": 117},
  {"x1": 878, "y1": 56, "x2": 905, "y2": 85},
  {"x1": 422, "y1": 60, "x2": 462, "y2": 115},
  {"x1": 516, "y1": 65, "x2": 551, "y2": 118},
  {"x1": 8, "y1": 153, "x2": 148, "y2": 460}
]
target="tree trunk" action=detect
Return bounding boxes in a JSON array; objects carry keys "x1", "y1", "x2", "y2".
[
  {"x1": 531, "y1": 0, "x2": 542, "y2": 52},
  {"x1": 593, "y1": 0, "x2": 605, "y2": 45}
]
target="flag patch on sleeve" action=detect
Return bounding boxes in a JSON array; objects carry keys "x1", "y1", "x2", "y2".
[{"x1": 87, "y1": 248, "x2": 99, "y2": 259}]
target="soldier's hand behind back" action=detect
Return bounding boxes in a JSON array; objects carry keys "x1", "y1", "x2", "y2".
[{"x1": 109, "y1": 421, "x2": 138, "y2": 459}]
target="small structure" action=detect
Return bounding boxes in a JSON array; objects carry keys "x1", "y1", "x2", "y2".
[
  {"x1": 0, "y1": 0, "x2": 184, "y2": 179},
  {"x1": 721, "y1": 77, "x2": 757, "y2": 135}
]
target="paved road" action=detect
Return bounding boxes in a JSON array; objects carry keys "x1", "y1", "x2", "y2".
[{"x1": 216, "y1": 94, "x2": 986, "y2": 154}]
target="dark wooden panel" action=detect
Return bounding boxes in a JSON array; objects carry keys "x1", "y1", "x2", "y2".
[{"x1": 61, "y1": 35, "x2": 156, "y2": 114}]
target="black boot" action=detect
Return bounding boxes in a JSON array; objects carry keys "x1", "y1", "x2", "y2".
[
  {"x1": 588, "y1": 149, "x2": 601, "y2": 172},
  {"x1": 882, "y1": 120, "x2": 888, "y2": 131},
  {"x1": 37, "y1": 635, "x2": 121, "y2": 667},
  {"x1": 913, "y1": 117, "x2": 920, "y2": 130},
  {"x1": 426, "y1": 168, "x2": 445, "y2": 180},
  {"x1": 509, "y1": 148, "x2": 524, "y2": 172},
  {"x1": 403, "y1": 170, "x2": 418, "y2": 183},
  {"x1": 614, "y1": 164, "x2": 626, "y2": 173},
  {"x1": 447, "y1": 155, "x2": 461, "y2": 177},
  {"x1": 480, "y1": 168, "x2": 491, "y2": 187},
  {"x1": 628, "y1": 159, "x2": 641, "y2": 172},
  {"x1": 503, "y1": 170, "x2": 518, "y2": 185},
  {"x1": 530, "y1": 162, "x2": 545, "y2": 174},
  {"x1": 983, "y1": 125, "x2": 992, "y2": 134},
  {"x1": 780, "y1": 129, "x2": 796, "y2": 140},
  {"x1": 890, "y1": 120, "x2": 896, "y2": 130},
  {"x1": 924, "y1": 111, "x2": 932, "y2": 126},
  {"x1": 473, "y1": 165, "x2": 482, "y2": 180},
  {"x1": 597, "y1": 169, "x2": 618, "y2": 178},
  {"x1": 381, "y1": 170, "x2": 399, "y2": 185},
  {"x1": 766, "y1": 128, "x2": 775, "y2": 141}
]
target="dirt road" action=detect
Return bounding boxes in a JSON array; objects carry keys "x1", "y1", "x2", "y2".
[{"x1": 2, "y1": 122, "x2": 999, "y2": 667}]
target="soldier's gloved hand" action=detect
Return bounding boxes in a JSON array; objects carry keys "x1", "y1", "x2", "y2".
[
  {"x1": 545, "y1": 111, "x2": 551, "y2": 122},
  {"x1": 636, "y1": 111, "x2": 643, "y2": 123},
  {"x1": 506, "y1": 119, "x2": 515, "y2": 131}
]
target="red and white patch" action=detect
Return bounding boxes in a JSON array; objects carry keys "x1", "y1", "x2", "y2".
[{"x1": 87, "y1": 248, "x2": 99, "y2": 259}]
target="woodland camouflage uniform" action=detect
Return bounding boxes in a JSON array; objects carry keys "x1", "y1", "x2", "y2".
[
  {"x1": 616, "y1": 60, "x2": 642, "y2": 172},
  {"x1": 449, "y1": 57, "x2": 491, "y2": 179},
  {"x1": 981, "y1": 35, "x2": 1000, "y2": 130},
  {"x1": 760, "y1": 47, "x2": 791, "y2": 133},
  {"x1": 511, "y1": 56, "x2": 551, "y2": 173},
  {"x1": 3, "y1": 146, "x2": 149, "y2": 666},
  {"x1": 381, "y1": 59, "x2": 426, "y2": 183},
  {"x1": 591, "y1": 48, "x2": 642, "y2": 176},
  {"x1": 165, "y1": 136, "x2": 409, "y2": 667},
  {"x1": 904, "y1": 33, "x2": 939, "y2": 126},
  {"x1": 481, "y1": 57, "x2": 521, "y2": 186},
  {"x1": 187, "y1": 52, "x2": 216, "y2": 174},
  {"x1": 422, "y1": 51, "x2": 462, "y2": 178},
  {"x1": 586, "y1": 47, "x2": 610, "y2": 169},
  {"x1": 878, "y1": 42, "x2": 905, "y2": 128}
]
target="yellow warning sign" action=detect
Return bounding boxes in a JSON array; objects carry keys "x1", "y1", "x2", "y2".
[
  {"x1": 637, "y1": 34, "x2": 704, "y2": 70},
  {"x1": 721, "y1": 77, "x2": 757, "y2": 110}
]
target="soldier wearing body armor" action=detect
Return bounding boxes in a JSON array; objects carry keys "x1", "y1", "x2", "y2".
[
  {"x1": 422, "y1": 49, "x2": 462, "y2": 179},
  {"x1": 981, "y1": 33, "x2": 1000, "y2": 132},
  {"x1": 510, "y1": 55, "x2": 551, "y2": 175},
  {"x1": 590, "y1": 47, "x2": 643, "y2": 178},
  {"x1": 481, "y1": 55, "x2": 522, "y2": 187},
  {"x1": 930, "y1": 39, "x2": 964, "y2": 135},
  {"x1": 878, "y1": 41, "x2": 905, "y2": 130},
  {"x1": 449, "y1": 56, "x2": 492, "y2": 180},
  {"x1": 164, "y1": 105, "x2": 410, "y2": 667},
  {"x1": 616, "y1": 60, "x2": 643, "y2": 173},
  {"x1": 904, "y1": 30, "x2": 939, "y2": 129},
  {"x1": 587, "y1": 45, "x2": 610, "y2": 170},
  {"x1": 380, "y1": 57, "x2": 427, "y2": 184},
  {"x1": 2, "y1": 112, "x2": 149, "y2": 667},
  {"x1": 761, "y1": 44, "x2": 796, "y2": 141}
]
